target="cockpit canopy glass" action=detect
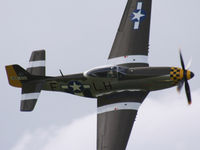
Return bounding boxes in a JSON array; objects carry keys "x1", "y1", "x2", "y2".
[{"x1": 86, "y1": 66, "x2": 127, "y2": 78}]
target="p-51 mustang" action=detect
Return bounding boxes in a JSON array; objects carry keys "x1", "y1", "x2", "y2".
[{"x1": 5, "y1": 0, "x2": 194, "y2": 150}]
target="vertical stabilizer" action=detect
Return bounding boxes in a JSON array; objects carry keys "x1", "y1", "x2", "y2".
[
  {"x1": 5, "y1": 64, "x2": 44, "y2": 111},
  {"x1": 5, "y1": 65, "x2": 31, "y2": 88}
]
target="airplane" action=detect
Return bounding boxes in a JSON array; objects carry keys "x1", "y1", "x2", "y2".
[{"x1": 5, "y1": 0, "x2": 194, "y2": 150}]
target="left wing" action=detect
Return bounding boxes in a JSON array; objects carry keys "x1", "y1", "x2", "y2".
[
  {"x1": 97, "y1": 91, "x2": 149, "y2": 150},
  {"x1": 108, "y1": 0, "x2": 152, "y2": 67}
]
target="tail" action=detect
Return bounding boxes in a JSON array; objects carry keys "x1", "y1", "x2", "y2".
[{"x1": 5, "y1": 50, "x2": 46, "y2": 111}]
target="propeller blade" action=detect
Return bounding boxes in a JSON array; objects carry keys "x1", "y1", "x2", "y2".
[
  {"x1": 179, "y1": 49, "x2": 186, "y2": 71},
  {"x1": 186, "y1": 57, "x2": 192, "y2": 70},
  {"x1": 178, "y1": 49, "x2": 193, "y2": 105},
  {"x1": 177, "y1": 80, "x2": 184, "y2": 93},
  {"x1": 185, "y1": 80, "x2": 192, "y2": 105}
]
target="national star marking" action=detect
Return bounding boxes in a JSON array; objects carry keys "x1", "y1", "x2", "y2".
[
  {"x1": 131, "y1": 10, "x2": 145, "y2": 22},
  {"x1": 70, "y1": 82, "x2": 81, "y2": 91}
]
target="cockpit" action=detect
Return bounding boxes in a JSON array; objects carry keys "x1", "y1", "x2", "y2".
[{"x1": 85, "y1": 66, "x2": 128, "y2": 78}]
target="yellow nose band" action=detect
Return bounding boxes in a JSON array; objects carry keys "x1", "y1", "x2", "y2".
[
  {"x1": 186, "y1": 71, "x2": 193, "y2": 80},
  {"x1": 170, "y1": 67, "x2": 184, "y2": 83}
]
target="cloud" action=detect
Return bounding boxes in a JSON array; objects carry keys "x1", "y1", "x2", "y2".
[
  {"x1": 11, "y1": 114, "x2": 96, "y2": 150},
  {"x1": 11, "y1": 114, "x2": 97, "y2": 150},
  {"x1": 11, "y1": 89, "x2": 200, "y2": 150},
  {"x1": 128, "y1": 89, "x2": 200, "y2": 150}
]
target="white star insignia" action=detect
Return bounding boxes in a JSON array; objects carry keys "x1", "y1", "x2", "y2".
[
  {"x1": 70, "y1": 82, "x2": 81, "y2": 91},
  {"x1": 131, "y1": 10, "x2": 145, "y2": 22}
]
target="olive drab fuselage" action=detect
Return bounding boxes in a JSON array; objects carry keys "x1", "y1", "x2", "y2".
[{"x1": 42, "y1": 66, "x2": 193, "y2": 98}]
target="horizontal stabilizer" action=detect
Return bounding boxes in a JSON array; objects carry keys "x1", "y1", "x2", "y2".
[
  {"x1": 27, "y1": 50, "x2": 46, "y2": 76},
  {"x1": 21, "y1": 81, "x2": 44, "y2": 111}
]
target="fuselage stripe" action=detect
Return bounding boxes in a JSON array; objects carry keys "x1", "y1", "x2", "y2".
[
  {"x1": 97, "y1": 102, "x2": 141, "y2": 114},
  {"x1": 107, "y1": 55, "x2": 148, "y2": 65}
]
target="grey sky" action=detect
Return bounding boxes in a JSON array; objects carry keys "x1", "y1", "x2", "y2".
[{"x1": 0, "y1": 0, "x2": 199, "y2": 149}]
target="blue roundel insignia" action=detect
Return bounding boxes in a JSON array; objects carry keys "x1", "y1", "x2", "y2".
[
  {"x1": 68, "y1": 81, "x2": 84, "y2": 93},
  {"x1": 130, "y1": 9, "x2": 146, "y2": 22},
  {"x1": 130, "y1": 2, "x2": 146, "y2": 30}
]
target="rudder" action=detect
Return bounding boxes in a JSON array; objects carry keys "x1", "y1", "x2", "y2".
[{"x1": 5, "y1": 65, "x2": 31, "y2": 88}]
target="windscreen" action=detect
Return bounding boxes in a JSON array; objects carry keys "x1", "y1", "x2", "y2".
[{"x1": 87, "y1": 66, "x2": 127, "y2": 78}]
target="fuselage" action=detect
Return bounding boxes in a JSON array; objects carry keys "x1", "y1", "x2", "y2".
[{"x1": 43, "y1": 66, "x2": 194, "y2": 98}]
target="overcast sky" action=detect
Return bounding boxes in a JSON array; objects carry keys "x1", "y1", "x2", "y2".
[{"x1": 0, "y1": 0, "x2": 199, "y2": 150}]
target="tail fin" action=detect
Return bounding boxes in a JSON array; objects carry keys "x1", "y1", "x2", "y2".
[
  {"x1": 5, "y1": 65, "x2": 31, "y2": 88},
  {"x1": 5, "y1": 49, "x2": 46, "y2": 88},
  {"x1": 5, "y1": 64, "x2": 44, "y2": 111},
  {"x1": 27, "y1": 50, "x2": 45, "y2": 76},
  {"x1": 6, "y1": 50, "x2": 46, "y2": 111}
]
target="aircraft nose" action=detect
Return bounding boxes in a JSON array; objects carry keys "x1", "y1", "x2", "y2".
[
  {"x1": 187, "y1": 70, "x2": 194, "y2": 80},
  {"x1": 190, "y1": 71, "x2": 194, "y2": 79}
]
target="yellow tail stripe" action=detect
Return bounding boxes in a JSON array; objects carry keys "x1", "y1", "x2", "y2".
[{"x1": 5, "y1": 65, "x2": 22, "y2": 87}]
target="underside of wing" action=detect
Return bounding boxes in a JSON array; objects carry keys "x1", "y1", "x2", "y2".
[
  {"x1": 97, "y1": 91, "x2": 149, "y2": 150},
  {"x1": 108, "y1": 0, "x2": 152, "y2": 67}
]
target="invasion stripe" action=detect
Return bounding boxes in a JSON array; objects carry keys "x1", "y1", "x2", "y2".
[
  {"x1": 21, "y1": 93, "x2": 40, "y2": 100},
  {"x1": 28, "y1": 60, "x2": 45, "y2": 68},
  {"x1": 96, "y1": 89, "x2": 142, "y2": 97},
  {"x1": 97, "y1": 102, "x2": 141, "y2": 114},
  {"x1": 107, "y1": 55, "x2": 148, "y2": 65}
]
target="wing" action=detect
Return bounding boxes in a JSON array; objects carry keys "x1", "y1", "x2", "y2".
[
  {"x1": 108, "y1": 0, "x2": 152, "y2": 67},
  {"x1": 97, "y1": 91, "x2": 149, "y2": 150}
]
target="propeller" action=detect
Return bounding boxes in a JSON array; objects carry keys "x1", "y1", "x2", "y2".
[
  {"x1": 177, "y1": 50, "x2": 194, "y2": 105},
  {"x1": 186, "y1": 57, "x2": 193, "y2": 70}
]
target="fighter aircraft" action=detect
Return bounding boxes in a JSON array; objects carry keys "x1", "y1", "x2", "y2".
[{"x1": 5, "y1": 0, "x2": 194, "y2": 150}]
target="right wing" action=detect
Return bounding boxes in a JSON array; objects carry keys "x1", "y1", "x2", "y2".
[{"x1": 97, "y1": 91, "x2": 149, "y2": 150}]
